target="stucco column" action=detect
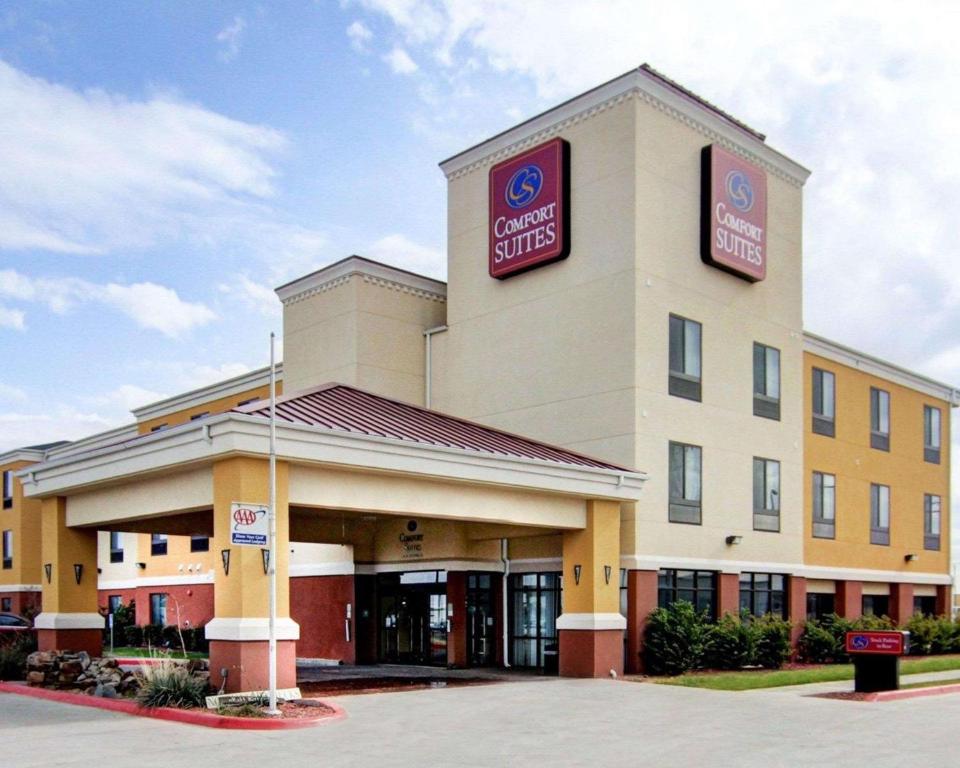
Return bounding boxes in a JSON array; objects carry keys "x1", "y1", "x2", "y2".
[
  {"x1": 889, "y1": 583, "x2": 914, "y2": 625},
  {"x1": 446, "y1": 571, "x2": 468, "y2": 668},
  {"x1": 557, "y1": 500, "x2": 624, "y2": 677},
  {"x1": 717, "y1": 572, "x2": 741, "y2": 618},
  {"x1": 35, "y1": 496, "x2": 104, "y2": 655},
  {"x1": 935, "y1": 585, "x2": 950, "y2": 617},
  {"x1": 625, "y1": 570, "x2": 657, "y2": 674},
  {"x1": 206, "y1": 457, "x2": 299, "y2": 693},
  {"x1": 788, "y1": 576, "x2": 807, "y2": 654},
  {"x1": 835, "y1": 580, "x2": 863, "y2": 619}
]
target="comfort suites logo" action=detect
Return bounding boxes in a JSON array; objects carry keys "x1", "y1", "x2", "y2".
[
  {"x1": 700, "y1": 144, "x2": 767, "y2": 282},
  {"x1": 488, "y1": 137, "x2": 570, "y2": 279}
]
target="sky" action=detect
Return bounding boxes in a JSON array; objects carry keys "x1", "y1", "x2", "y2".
[{"x1": 1, "y1": 2, "x2": 959, "y2": 536}]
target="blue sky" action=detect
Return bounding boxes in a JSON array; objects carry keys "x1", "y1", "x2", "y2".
[{"x1": 1, "y1": 0, "x2": 960, "y2": 480}]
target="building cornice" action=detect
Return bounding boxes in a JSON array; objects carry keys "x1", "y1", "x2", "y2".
[
  {"x1": 804, "y1": 332, "x2": 960, "y2": 406},
  {"x1": 45, "y1": 424, "x2": 139, "y2": 461},
  {"x1": 275, "y1": 255, "x2": 447, "y2": 307},
  {"x1": 439, "y1": 68, "x2": 810, "y2": 187},
  {"x1": 0, "y1": 449, "x2": 46, "y2": 466}
]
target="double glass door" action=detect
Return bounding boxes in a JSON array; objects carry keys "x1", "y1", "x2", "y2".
[
  {"x1": 508, "y1": 572, "x2": 561, "y2": 673},
  {"x1": 378, "y1": 572, "x2": 448, "y2": 665}
]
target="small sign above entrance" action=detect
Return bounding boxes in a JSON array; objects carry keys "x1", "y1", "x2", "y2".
[{"x1": 230, "y1": 502, "x2": 269, "y2": 547}]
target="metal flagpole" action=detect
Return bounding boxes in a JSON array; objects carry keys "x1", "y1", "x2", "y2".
[{"x1": 267, "y1": 332, "x2": 279, "y2": 715}]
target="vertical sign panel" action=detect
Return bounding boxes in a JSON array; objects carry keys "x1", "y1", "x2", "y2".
[
  {"x1": 230, "y1": 501, "x2": 269, "y2": 547},
  {"x1": 700, "y1": 144, "x2": 767, "y2": 282},
  {"x1": 489, "y1": 137, "x2": 570, "y2": 279}
]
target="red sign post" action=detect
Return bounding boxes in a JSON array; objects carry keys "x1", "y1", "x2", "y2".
[
  {"x1": 845, "y1": 630, "x2": 910, "y2": 693},
  {"x1": 845, "y1": 630, "x2": 908, "y2": 656},
  {"x1": 488, "y1": 138, "x2": 570, "y2": 279}
]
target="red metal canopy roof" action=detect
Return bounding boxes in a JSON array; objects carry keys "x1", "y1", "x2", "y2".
[{"x1": 233, "y1": 384, "x2": 628, "y2": 471}]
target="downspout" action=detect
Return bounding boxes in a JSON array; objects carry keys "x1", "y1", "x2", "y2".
[
  {"x1": 501, "y1": 538, "x2": 511, "y2": 668},
  {"x1": 423, "y1": 325, "x2": 448, "y2": 408}
]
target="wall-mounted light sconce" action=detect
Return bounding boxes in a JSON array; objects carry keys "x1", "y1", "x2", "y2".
[
  {"x1": 73, "y1": 563, "x2": 83, "y2": 585},
  {"x1": 904, "y1": 553, "x2": 918, "y2": 562},
  {"x1": 221, "y1": 549, "x2": 231, "y2": 576},
  {"x1": 261, "y1": 548, "x2": 270, "y2": 575},
  {"x1": 573, "y1": 564, "x2": 582, "y2": 585},
  {"x1": 44, "y1": 563, "x2": 52, "y2": 583},
  {"x1": 604, "y1": 565, "x2": 612, "y2": 585},
  {"x1": 97, "y1": 567, "x2": 102, "y2": 575},
  {"x1": 135, "y1": 562, "x2": 146, "y2": 570},
  {"x1": 725, "y1": 535, "x2": 743, "y2": 546}
]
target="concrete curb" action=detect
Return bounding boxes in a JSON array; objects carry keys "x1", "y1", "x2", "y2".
[
  {"x1": 866, "y1": 683, "x2": 960, "y2": 702},
  {"x1": 0, "y1": 681, "x2": 345, "y2": 730}
]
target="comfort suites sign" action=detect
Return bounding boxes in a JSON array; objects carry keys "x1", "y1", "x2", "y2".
[
  {"x1": 700, "y1": 144, "x2": 767, "y2": 282},
  {"x1": 488, "y1": 137, "x2": 570, "y2": 279}
]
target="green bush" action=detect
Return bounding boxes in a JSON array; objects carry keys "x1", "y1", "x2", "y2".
[
  {"x1": 124, "y1": 624, "x2": 144, "y2": 647},
  {"x1": 186, "y1": 626, "x2": 209, "y2": 654},
  {"x1": 752, "y1": 613, "x2": 792, "y2": 669},
  {"x1": 704, "y1": 612, "x2": 755, "y2": 670},
  {"x1": 904, "y1": 614, "x2": 958, "y2": 655},
  {"x1": 0, "y1": 633, "x2": 37, "y2": 681},
  {"x1": 643, "y1": 601, "x2": 709, "y2": 676},
  {"x1": 142, "y1": 624, "x2": 164, "y2": 648},
  {"x1": 136, "y1": 660, "x2": 208, "y2": 709},
  {"x1": 853, "y1": 613, "x2": 896, "y2": 631},
  {"x1": 797, "y1": 620, "x2": 840, "y2": 663},
  {"x1": 161, "y1": 625, "x2": 182, "y2": 650}
]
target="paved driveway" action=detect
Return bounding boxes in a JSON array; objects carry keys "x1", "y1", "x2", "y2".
[{"x1": 2, "y1": 677, "x2": 955, "y2": 767}]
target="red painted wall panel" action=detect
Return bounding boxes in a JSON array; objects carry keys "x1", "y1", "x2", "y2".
[{"x1": 290, "y1": 575, "x2": 355, "y2": 663}]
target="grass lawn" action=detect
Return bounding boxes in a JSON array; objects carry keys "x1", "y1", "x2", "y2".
[
  {"x1": 655, "y1": 655, "x2": 960, "y2": 691},
  {"x1": 106, "y1": 646, "x2": 208, "y2": 660}
]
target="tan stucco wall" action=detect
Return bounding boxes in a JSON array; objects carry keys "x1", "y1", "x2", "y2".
[
  {"x1": 0, "y1": 459, "x2": 42, "y2": 588},
  {"x1": 137, "y1": 383, "x2": 280, "y2": 434}
]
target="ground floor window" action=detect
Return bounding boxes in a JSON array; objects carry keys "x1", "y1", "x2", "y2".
[
  {"x1": 619, "y1": 568, "x2": 628, "y2": 617},
  {"x1": 508, "y1": 572, "x2": 561, "y2": 672},
  {"x1": 806, "y1": 592, "x2": 835, "y2": 620},
  {"x1": 913, "y1": 595, "x2": 937, "y2": 617},
  {"x1": 149, "y1": 592, "x2": 167, "y2": 625},
  {"x1": 0, "y1": 597, "x2": 10, "y2": 612},
  {"x1": 861, "y1": 594, "x2": 889, "y2": 617},
  {"x1": 739, "y1": 573, "x2": 786, "y2": 618},
  {"x1": 108, "y1": 595, "x2": 122, "y2": 614},
  {"x1": 657, "y1": 569, "x2": 716, "y2": 616}
]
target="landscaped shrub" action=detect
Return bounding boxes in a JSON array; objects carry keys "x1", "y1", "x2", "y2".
[
  {"x1": 142, "y1": 623, "x2": 164, "y2": 648},
  {"x1": 135, "y1": 659, "x2": 208, "y2": 709},
  {"x1": 123, "y1": 624, "x2": 144, "y2": 647},
  {"x1": 751, "y1": 613, "x2": 792, "y2": 669},
  {"x1": 853, "y1": 613, "x2": 896, "y2": 631},
  {"x1": 643, "y1": 601, "x2": 709, "y2": 676},
  {"x1": 797, "y1": 620, "x2": 839, "y2": 663},
  {"x1": 704, "y1": 612, "x2": 755, "y2": 670},
  {"x1": 161, "y1": 624, "x2": 183, "y2": 650},
  {"x1": 186, "y1": 627, "x2": 209, "y2": 654},
  {"x1": 0, "y1": 632, "x2": 37, "y2": 681},
  {"x1": 904, "y1": 614, "x2": 959, "y2": 655}
]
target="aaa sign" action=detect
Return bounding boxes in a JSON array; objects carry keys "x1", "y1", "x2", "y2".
[{"x1": 230, "y1": 502, "x2": 268, "y2": 547}]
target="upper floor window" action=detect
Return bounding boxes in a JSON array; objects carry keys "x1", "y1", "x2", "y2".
[
  {"x1": 657, "y1": 569, "x2": 717, "y2": 616},
  {"x1": 924, "y1": 494, "x2": 941, "y2": 551},
  {"x1": 669, "y1": 315, "x2": 702, "y2": 402},
  {"x1": 151, "y1": 533, "x2": 168, "y2": 556},
  {"x1": 2, "y1": 470, "x2": 12, "y2": 508},
  {"x1": 752, "y1": 457, "x2": 780, "y2": 532},
  {"x1": 739, "y1": 572, "x2": 787, "y2": 618},
  {"x1": 812, "y1": 471, "x2": 836, "y2": 539},
  {"x1": 870, "y1": 483, "x2": 890, "y2": 546},
  {"x1": 190, "y1": 535, "x2": 210, "y2": 552},
  {"x1": 924, "y1": 405, "x2": 941, "y2": 464},
  {"x1": 811, "y1": 368, "x2": 835, "y2": 437},
  {"x1": 2, "y1": 529, "x2": 12, "y2": 569},
  {"x1": 109, "y1": 531, "x2": 123, "y2": 563},
  {"x1": 753, "y1": 343, "x2": 780, "y2": 420},
  {"x1": 870, "y1": 387, "x2": 890, "y2": 451},
  {"x1": 668, "y1": 441, "x2": 702, "y2": 525}
]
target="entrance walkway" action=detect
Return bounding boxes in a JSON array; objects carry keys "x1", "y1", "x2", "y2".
[{"x1": 296, "y1": 662, "x2": 544, "y2": 695}]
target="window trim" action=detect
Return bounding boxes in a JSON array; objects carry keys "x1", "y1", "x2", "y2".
[
  {"x1": 752, "y1": 456, "x2": 781, "y2": 532},
  {"x1": 811, "y1": 367, "x2": 836, "y2": 437},
  {"x1": 869, "y1": 387, "x2": 890, "y2": 451},
  {"x1": 668, "y1": 441, "x2": 702, "y2": 525},
  {"x1": 739, "y1": 572, "x2": 788, "y2": 618},
  {"x1": 657, "y1": 569, "x2": 717, "y2": 617},
  {"x1": 753, "y1": 342, "x2": 781, "y2": 420},
  {"x1": 870, "y1": 483, "x2": 890, "y2": 546},
  {"x1": 811, "y1": 471, "x2": 836, "y2": 539},
  {"x1": 924, "y1": 493, "x2": 941, "y2": 551},
  {"x1": 924, "y1": 405, "x2": 942, "y2": 464},
  {"x1": 668, "y1": 314, "x2": 702, "y2": 402}
]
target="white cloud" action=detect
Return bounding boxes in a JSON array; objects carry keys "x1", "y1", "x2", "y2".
[
  {"x1": 218, "y1": 275, "x2": 283, "y2": 318},
  {"x1": 347, "y1": 20, "x2": 373, "y2": 52},
  {"x1": 216, "y1": 16, "x2": 247, "y2": 62},
  {"x1": 0, "y1": 407, "x2": 119, "y2": 453},
  {"x1": 365, "y1": 233, "x2": 444, "y2": 279},
  {"x1": 0, "y1": 382, "x2": 27, "y2": 402},
  {"x1": 84, "y1": 384, "x2": 168, "y2": 413},
  {"x1": 383, "y1": 46, "x2": 418, "y2": 75},
  {"x1": 0, "y1": 304, "x2": 25, "y2": 330}
]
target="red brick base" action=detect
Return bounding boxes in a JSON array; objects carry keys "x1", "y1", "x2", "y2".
[
  {"x1": 209, "y1": 640, "x2": 297, "y2": 693},
  {"x1": 37, "y1": 628, "x2": 103, "y2": 657},
  {"x1": 559, "y1": 629, "x2": 623, "y2": 678},
  {"x1": 0, "y1": 590, "x2": 41, "y2": 617}
]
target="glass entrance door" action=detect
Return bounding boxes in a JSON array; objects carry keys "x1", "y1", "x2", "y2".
[
  {"x1": 508, "y1": 572, "x2": 561, "y2": 673},
  {"x1": 378, "y1": 571, "x2": 448, "y2": 665},
  {"x1": 467, "y1": 573, "x2": 495, "y2": 667}
]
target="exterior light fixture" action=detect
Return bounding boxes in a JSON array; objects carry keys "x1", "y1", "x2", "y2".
[
  {"x1": 573, "y1": 564, "x2": 582, "y2": 585},
  {"x1": 221, "y1": 548, "x2": 231, "y2": 576},
  {"x1": 44, "y1": 563, "x2": 52, "y2": 583},
  {"x1": 725, "y1": 535, "x2": 743, "y2": 546},
  {"x1": 261, "y1": 548, "x2": 270, "y2": 575},
  {"x1": 135, "y1": 562, "x2": 146, "y2": 570},
  {"x1": 604, "y1": 565, "x2": 612, "y2": 585},
  {"x1": 73, "y1": 563, "x2": 83, "y2": 585},
  {"x1": 904, "y1": 553, "x2": 917, "y2": 562}
]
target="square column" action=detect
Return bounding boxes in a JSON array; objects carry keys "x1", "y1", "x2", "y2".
[
  {"x1": 446, "y1": 571, "x2": 468, "y2": 668},
  {"x1": 625, "y1": 570, "x2": 657, "y2": 674},
  {"x1": 35, "y1": 496, "x2": 104, "y2": 655},
  {"x1": 205, "y1": 457, "x2": 299, "y2": 693},
  {"x1": 557, "y1": 500, "x2": 624, "y2": 678},
  {"x1": 889, "y1": 583, "x2": 914, "y2": 625},
  {"x1": 788, "y1": 576, "x2": 807, "y2": 653},
  {"x1": 836, "y1": 580, "x2": 863, "y2": 619},
  {"x1": 718, "y1": 572, "x2": 741, "y2": 618}
]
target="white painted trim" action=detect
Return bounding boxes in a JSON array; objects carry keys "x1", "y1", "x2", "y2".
[
  {"x1": 439, "y1": 68, "x2": 809, "y2": 187},
  {"x1": 275, "y1": 256, "x2": 447, "y2": 307},
  {"x1": 34, "y1": 612, "x2": 105, "y2": 630},
  {"x1": 0, "y1": 584, "x2": 42, "y2": 593},
  {"x1": 804, "y1": 332, "x2": 960, "y2": 405},
  {"x1": 354, "y1": 559, "x2": 504, "y2": 575},
  {"x1": 97, "y1": 572, "x2": 214, "y2": 590},
  {"x1": 0, "y1": 449, "x2": 46, "y2": 465},
  {"x1": 509, "y1": 558, "x2": 562, "y2": 573},
  {"x1": 620, "y1": 554, "x2": 953, "y2": 585},
  {"x1": 45, "y1": 425, "x2": 139, "y2": 461},
  {"x1": 556, "y1": 612, "x2": 626, "y2": 631},
  {"x1": 289, "y1": 562, "x2": 356, "y2": 578},
  {"x1": 204, "y1": 617, "x2": 300, "y2": 642}
]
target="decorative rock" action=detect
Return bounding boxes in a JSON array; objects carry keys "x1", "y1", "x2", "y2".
[{"x1": 26, "y1": 671, "x2": 45, "y2": 685}]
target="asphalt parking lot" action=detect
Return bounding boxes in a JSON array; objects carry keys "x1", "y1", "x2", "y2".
[{"x1": 2, "y1": 676, "x2": 957, "y2": 768}]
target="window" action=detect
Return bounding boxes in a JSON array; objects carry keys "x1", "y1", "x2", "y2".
[
  {"x1": 149, "y1": 593, "x2": 167, "y2": 625},
  {"x1": 619, "y1": 568, "x2": 628, "y2": 618},
  {"x1": 753, "y1": 343, "x2": 780, "y2": 420},
  {"x1": 924, "y1": 494, "x2": 941, "y2": 551},
  {"x1": 108, "y1": 595, "x2": 122, "y2": 614},
  {"x1": 0, "y1": 597, "x2": 10, "y2": 612},
  {"x1": 151, "y1": 533, "x2": 168, "y2": 556},
  {"x1": 657, "y1": 569, "x2": 716, "y2": 616},
  {"x1": 913, "y1": 596, "x2": 936, "y2": 617},
  {"x1": 753, "y1": 457, "x2": 780, "y2": 532},
  {"x1": 924, "y1": 405, "x2": 941, "y2": 464},
  {"x1": 190, "y1": 535, "x2": 210, "y2": 552},
  {"x1": 669, "y1": 441, "x2": 702, "y2": 524},
  {"x1": 508, "y1": 573, "x2": 561, "y2": 670},
  {"x1": 812, "y1": 368, "x2": 835, "y2": 437},
  {"x1": 189, "y1": 412, "x2": 209, "y2": 421},
  {"x1": 2, "y1": 530, "x2": 11, "y2": 569},
  {"x1": 862, "y1": 595, "x2": 889, "y2": 618},
  {"x1": 870, "y1": 388, "x2": 890, "y2": 451},
  {"x1": 806, "y1": 593, "x2": 835, "y2": 620},
  {"x1": 237, "y1": 397, "x2": 259, "y2": 407},
  {"x1": 870, "y1": 484, "x2": 890, "y2": 546},
  {"x1": 2, "y1": 470, "x2": 12, "y2": 509},
  {"x1": 109, "y1": 531, "x2": 123, "y2": 563},
  {"x1": 812, "y1": 471, "x2": 836, "y2": 539},
  {"x1": 739, "y1": 572, "x2": 787, "y2": 618},
  {"x1": 150, "y1": 423, "x2": 168, "y2": 433},
  {"x1": 669, "y1": 314, "x2": 702, "y2": 401}
]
